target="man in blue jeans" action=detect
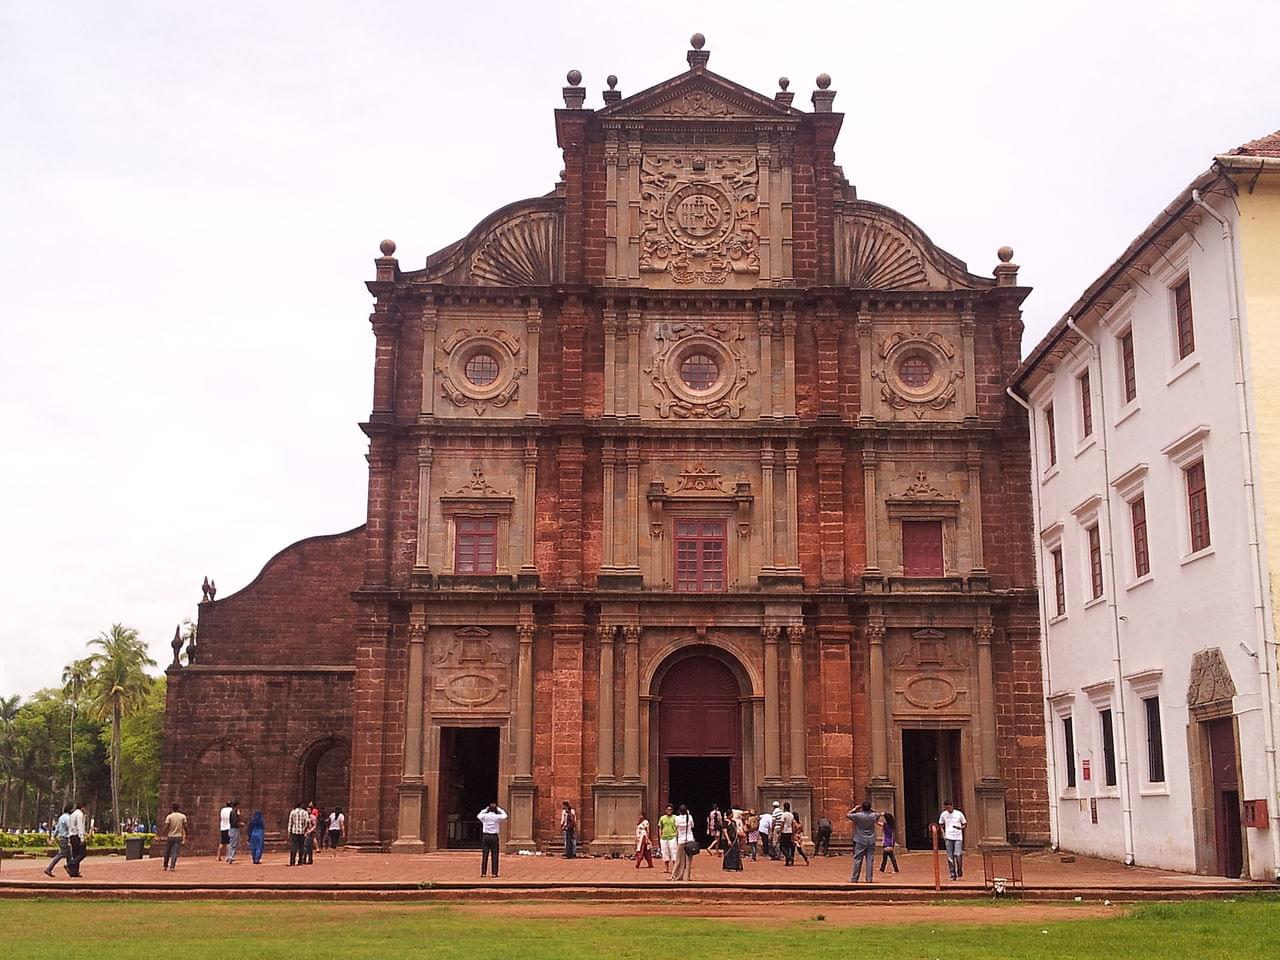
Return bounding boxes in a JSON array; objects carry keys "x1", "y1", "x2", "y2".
[
  {"x1": 288, "y1": 801, "x2": 310, "y2": 866},
  {"x1": 161, "y1": 803, "x2": 188, "y2": 871},
  {"x1": 43, "y1": 804, "x2": 73, "y2": 877},
  {"x1": 938, "y1": 800, "x2": 968, "y2": 880}
]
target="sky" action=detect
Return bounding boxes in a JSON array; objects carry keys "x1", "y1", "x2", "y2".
[{"x1": 2, "y1": 1, "x2": 1279, "y2": 697}]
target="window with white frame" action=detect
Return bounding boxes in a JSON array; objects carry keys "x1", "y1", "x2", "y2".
[
  {"x1": 1078, "y1": 368, "x2": 1093, "y2": 439},
  {"x1": 1049, "y1": 695, "x2": 1077, "y2": 796},
  {"x1": 1161, "y1": 424, "x2": 1212, "y2": 560},
  {"x1": 1173, "y1": 276, "x2": 1195, "y2": 361},
  {"x1": 1083, "y1": 680, "x2": 1118, "y2": 795},
  {"x1": 1070, "y1": 495, "x2": 1104, "y2": 605},
  {"x1": 1118, "y1": 327, "x2": 1138, "y2": 405},
  {"x1": 1045, "y1": 402, "x2": 1058, "y2": 467},
  {"x1": 1111, "y1": 463, "x2": 1150, "y2": 586},
  {"x1": 1042, "y1": 522, "x2": 1066, "y2": 620}
]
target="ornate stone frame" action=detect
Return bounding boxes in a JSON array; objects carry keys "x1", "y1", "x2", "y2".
[
  {"x1": 885, "y1": 471, "x2": 961, "y2": 579},
  {"x1": 435, "y1": 326, "x2": 528, "y2": 415},
  {"x1": 439, "y1": 466, "x2": 516, "y2": 576},
  {"x1": 645, "y1": 319, "x2": 756, "y2": 419},
  {"x1": 873, "y1": 330, "x2": 963, "y2": 417},
  {"x1": 646, "y1": 465, "x2": 753, "y2": 588}
]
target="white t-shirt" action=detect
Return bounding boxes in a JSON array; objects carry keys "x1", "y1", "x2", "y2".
[
  {"x1": 477, "y1": 807, "x2": 507, "y2": 835},
  {"x1": 219, "y1": 805, "x2": 232, "y2": 831},
  {"x1": 757, "y1": 812, "x2": 773, "y2": 835},
  {"x1": 674, "y1": 813, "x2": 695, "y2": 844},
  {"x1": 939, "y1": 809, "x2": 967, "y2": 840},
  {"x1": 328, "y1": 812, "x2": 344, "y2": 832},
  {"x1": 777, "y1": 810, "x2": 795, "y2": 834}
]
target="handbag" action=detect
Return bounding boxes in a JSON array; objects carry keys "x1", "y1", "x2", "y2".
[{"x1": 683, "y1": 840, "x2": 700, "y2": 857}]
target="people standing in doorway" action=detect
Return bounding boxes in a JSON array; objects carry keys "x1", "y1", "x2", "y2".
[
  {"x1": 670, "y1": 804, "x2": 697, "y2": 881},
  {"x1": 635, "y1": 812, "x2": 654, "y2": 869},
  {"x1": 879, "y1": 812, "x2": 900, "y2": 874},
  {"x1": 757, "y1": 804, "x2": 774, "y2": 861},
  {"x1": 560, "y1": 801, "x2": 578, "y2": 858},
  {"x1": 315, "y1": 808, "x2": 327, "y2": 852},
  {"x1": 225, "y1": 799, "x2": 243, "y2": 864},
  {"x1": 288, "y1": 801, "x2": 310, "y2": 866},
  {"x1": 657, "y1": 803, "x2": 678, "y2": 876},
  {"x1": 66, "y1": 802, "x2": 87, "y2": 878},
  {"x1": 777, "y1": 802, "x2": 797, "y2": 866},
  {"x1": 847, "y1": 801, "x2": 880, "y2": 883},
  {"x1": 248, "y1": 810, "x2": 266, "y2": 865},
  {"x1": 814, "y1": 816, "x2": 833, "y2": 856},
  {"x1": 160, "y1": 803, "x2": 188, "y2": 872},
  {"x1": 43, "y1": 804, "x2": 73, "y2": 877},
  {"x1": 477, "y1": 802, "x2": 507, "y2": 878},
  {"x1": 939, "y1": 801, "x2": 967, "y2": 880},
  {"x1": 328, "y1": 808, "x2": 345, "y2": 855},
  {"x1": 217, "y1": 799, "x2": 232, "y2": 861}
]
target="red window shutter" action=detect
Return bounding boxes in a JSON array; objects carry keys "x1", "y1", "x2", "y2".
[
  {"x1": 1088, "y1": 525, "x2": 1103, "y2": 599},
  {"x1": 1052, "y1": 548, "x2": 1065, "y2": 616},
  {"x1": 1131, "y1": 497, "x2": 1150, "y2": 578},
  {"x1": 902, "y1": 520, "x2": 944, "y2": 577},
  {"x1": 1079, "y1": 370, "x2": 1093, "y2": 437},
  {"x1": 1046, "y1": 404, "x2": 1057, "y2": 466},
  {"x1": 455, "y1": 517, "x2": 498, "y2": 574},
  {"x1": 1121, "y1": 332, "x2": 1137, "y2": 403},
  {"x1": 673, "y1": 519, "x2": 727, "y2": 592},
  {"x1": 1186, "y1": 461, "x2": 1210, "y2": 552},
  {"x1": 1175, "y1": 279, "x2": 1195, "y2": 359}
]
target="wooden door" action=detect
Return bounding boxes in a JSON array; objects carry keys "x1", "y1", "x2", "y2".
[
  {"x1": 1207, "y1": 717, "x2": 1243, "y2": 878},
  {"x1": 657, "y1": 656, "x2": 741, "y2": 805}
]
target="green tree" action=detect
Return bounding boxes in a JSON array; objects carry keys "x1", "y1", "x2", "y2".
[
  {"x1": 60, "y1": 658, "x2": 92, "y2": 799},
  {"x1": 117, "y1": 676, "x2": 164, "y2": 827},
  {"x1": 85, "y1": 625, "x2": 156, "y2": 831},
  {"x1": 0, "y1": 694, "x2": 20, "y2": 826}
]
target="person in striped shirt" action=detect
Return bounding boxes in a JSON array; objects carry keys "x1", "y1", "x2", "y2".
[{"x1": 287, "y1": 802, "x2": 310, "y2": 866}]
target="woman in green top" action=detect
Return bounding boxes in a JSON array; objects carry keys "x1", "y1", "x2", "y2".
[{"x1": 657, "y1": 804, "x2": 678, "y2": 876}]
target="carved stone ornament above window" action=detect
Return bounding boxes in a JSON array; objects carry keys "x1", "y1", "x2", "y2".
[
  {"x1": 431, "y1": 626, "x2": 511, "y2": 712},
  {"x1": 442, "y1": 463, "x2": 514, "y2": 502},
  {"x1": 639, "y1": 152, "x2": 760, "y2": 285},
  {"x1": 644, "y1": 319, "x2": 756, "y2": 419},
  {"x1": 898, "y1": 471, "x2": 949, "y2": 500},
  {"x1": 1186, "y1": 647, "x2": 1236, "y2": 711},
  {"x1": 435, "y1": 326, "x2": 528, "y2": 415},
  {"x1": 648, "y1": 464, "x2": 752, "y2": 505},
  {"x1": 873, "y1": 330, "x2": 963, "y2": 418}
]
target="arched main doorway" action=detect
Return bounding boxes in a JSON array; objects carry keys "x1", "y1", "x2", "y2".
[
  {"x1": 655, "y1": 653, "x2": 744, "y2": 841},
  {"x1": 300, "y1": 736, "x2": 351, "y2": 817}
]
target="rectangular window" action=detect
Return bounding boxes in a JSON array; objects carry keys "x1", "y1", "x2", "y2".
[
  {"x1": 1045, "y1": 403, "x2": 1058, "y2": 467},
  {"x1": 1131, "y1": 496, "x2": 1150, "y2": 579},
  {"x1": 1051, "y1": 548, "x2": 1066, "y2": 617},
  {"x1": 902, "y1": 520, "x2": 944, "y2": 576},
  {"x1": 1174, "y1": 278, "x2": 1195, "y2": 360},
  {"x1": 454, "y1": 517, "x2": 498, "y2": 574},
  {"x1": 1120, "y1": 330, "x2": 1137, "y2": 403},
  {"x1": 1144, "y1": 696, "x2": 1165, "y2": 783},
  {"x1": 1100, "y1": 708, "x2": 1118, "y2": 787},
  {"x1": 1087, "y1": 525, "x2": 1104, "y2": 600},
  {"x1": 1063, "y1": 716, "x2": 1077, "y2": 789},
  {"x1": 1186, "y1": 460, "x2": 1210, "y2": 552},
  {"x1": 1079, "y1": 370, "x2": 1093, "y2": 438},
  {"x1": 674, "y1": 519, "x2": 727, "y2": 592}
]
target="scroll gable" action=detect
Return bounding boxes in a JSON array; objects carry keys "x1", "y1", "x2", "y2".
[
  {"x1": 835, "y1": 201, "x2": 992, "y2": 291},
  {"x1": 412, "y1": 197, "x2": 563, "y2": 287}
]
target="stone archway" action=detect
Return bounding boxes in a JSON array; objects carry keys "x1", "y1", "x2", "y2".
[
  {"x1": 186, "y1": 739, "x2": 254, "y2": 852},
  {"x1": 298, "y1": 735, "x2": 351, "y2": 819}
]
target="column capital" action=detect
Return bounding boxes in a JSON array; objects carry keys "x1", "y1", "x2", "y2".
[
  {"x1": 762, "y1": 625, "x2": 782, "y2": 645},
  {"x1": 517, "y1": 622, "x2": 535, "y2": 644},
  {"x1": 602, "y1": 443, "x2": 617, "y2": 466},
  {"x1": 622, "y1": 624, "x2": 641, "y2": 644},
  {"x1": 975, "y1": 624, "x2": 994, "y2": 646},
  {"x1": 866, "y1": 622, "x2": 886, "y2": 645},
  {"x1": 602, "y1": 308, "x2": 618, "y2": 335},
  {"x1": 625, "y1": 308, "x2": 643, "y2": 333},
  {"x1": 417, "y1": 445, "x2": 433, "y2": 466},
  {"x1": 407, "y1": 620, "x2": 427, "y2": 644},
  {"x1": 786, "y1": 620, "x2": 806, "y2": 641},
  {"x1": 596, "y1": 623, "x2": 618, "y2": 646}
]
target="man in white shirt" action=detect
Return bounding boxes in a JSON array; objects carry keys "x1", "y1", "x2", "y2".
[
  {"x1": 217, "y1": 801, "x2": 232, "y2": 861},
  {"x1": 938, "y1": 801, "x2": 968, "y2": 880},
  {"x1": 477, "y1": 803, "x2": 507, "y2": 878},
  {"x1": 66, "y1": 803, "x2": 87, "y2": 878},
  {"x1": 777, "y1": 802, "x2": 797, "y2": 866},
  {"x1": 757, "y1": 806, "x2": 775, "y2": 860}
]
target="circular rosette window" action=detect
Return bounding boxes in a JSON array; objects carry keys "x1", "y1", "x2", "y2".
[
  {"x1": 663, "y1": 336, "x2": 736, "y2": 406},
  {"x1": 885, "y1": 339, "x2": 953, "y2": 405},
  {"x1": 447, "y1": 337, "x2": 520, "y2": 404}
]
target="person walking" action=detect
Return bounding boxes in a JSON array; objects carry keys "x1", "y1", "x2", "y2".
[
  {"x1": 847, "y1": 801, "x2": 880, "y2": 883},
  {"x1": 670, "y1": 804, "x2": 697, "y2": 881},
  {"x1": 792, "y1": 817, "x2": 811, "y2": 866},
  {"x1": 635, "y1": 812, "x2": 654, "y2": 869},
  {"x1": 939, "y1": 801, "x2": 967, "y2": 880},
  {"x1": 160, "y1": 803, "x2": 188, "y2": 872},
  {"x1": 43, "y1": 804, "x2": 73, "y2": 878},
  {"x1": 225, "y1": 799, "x2": 243, "y2": 864},
  {"x1": 560, "y1": 801, "x2": 578, "y2": 858},
  {"x1": 879, "y1": 812, "x2": 900, "y2": 874},
  {"x1": 217, "y1": 799, "x2": 232, "y2": 861},
  {"x1": 706, "y1": 804, "x2": 724, "y2": 855},
  {"x1": 757, "y1": 804, "x2": 774, "y2": 861},
  {"x1": 777, "y1": 802, "x2": 796, "y2": 866},
  {"x1": 814, "y1": 816, "x2": 833, "y2": 857},
  {"x1": 657, "y1": 803, "x2": 678, "y2": 876},
  {"x1": 327, "y1": 808, "x2": 345, "y2": 855},
  {"x1": 477, "y1": 802, "x2": 507, "y2": 878},
  {"x1": 721, "y1": 817, "x2": 743, "y2": 872},
  {"x1": 287, "y1": 801, "x2": 309, "y2": 866},
  {"x1": 66, "y1": 802, "x2": 87, "y2": 878},
  {"x1": 247, "y1": 810, "x2": 266, "y2": 865},
  {"x1": 745, "y1": 810, "x2": 760, "y2": 861}
]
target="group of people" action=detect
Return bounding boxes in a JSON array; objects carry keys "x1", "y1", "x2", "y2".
[
  {"x1": 150, "y1": 799, "x2": 346, "y2": 871},
  {"x1": 848, "y1": 799, "x2": 967, "y2": 882},
  {"x1": 42, "y1": 802, "x2": 89, "y2": 878}
]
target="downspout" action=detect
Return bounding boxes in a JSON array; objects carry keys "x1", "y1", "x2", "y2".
[
  {"x1": 1193, "y1": 188, "x2": 1280, "y2": 879},
  {"x1": 1066, "y1": 316, "x2": 1137, "y2": 866},
  {"x1": 1007, "y1": 385, "x2": 1061, "y2": 851}
]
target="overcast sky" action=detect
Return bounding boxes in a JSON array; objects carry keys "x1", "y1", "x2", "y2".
[{"x1": 3, "y1": 1, "x2": 1279, "y2": 697}]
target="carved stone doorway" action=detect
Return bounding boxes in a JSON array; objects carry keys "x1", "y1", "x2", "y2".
[
  {"x1": 901, "y1": 729, "x2": 961, "y2": 849},
  {"x1": 438, "y1": 726, "x2": 499, "y2": 849}
]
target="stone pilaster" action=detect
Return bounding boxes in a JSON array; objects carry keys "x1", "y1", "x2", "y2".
[
  {"x1": 787, "y1": 620, "x2": 808, "y2": 781},
  {"x1": 393, "y1": 613, "x2": 427, "y2": 852},
  {"x1": 508, "y1": 615, "x2": 537, "y2": 851},
  {"x1": 763, "y1": 625, "x2": 783, "y2": 782},
  {"x1": 974, "y1": 620, "x2": 1008, "y2": 844}
]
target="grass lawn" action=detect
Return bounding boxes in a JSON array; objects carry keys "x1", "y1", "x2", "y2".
[{"x1": 1, "y1": 896, "x2": 1275, "y2": 959}]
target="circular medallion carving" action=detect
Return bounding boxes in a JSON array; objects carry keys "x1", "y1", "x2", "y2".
[
  {"x1": 444, "y1": 673, "x2": 499, "y2": 707},
  {"x1": 903, "y1": 674, "x2": 958, "y2": 710},
  {"x1": 664, "y1": 182, "x2": 735, "y2": 251}
]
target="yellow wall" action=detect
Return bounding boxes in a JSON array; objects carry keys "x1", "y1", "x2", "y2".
[{"x1": 1239, "y1": 178, "x2": 1280, "y2": 633}]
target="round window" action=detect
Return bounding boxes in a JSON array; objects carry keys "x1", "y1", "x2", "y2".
[
  {"x1": 898, "y1": 354, "x2": 934, "y2": 390},
  {"x1": 464, "y1": 351, "x2": 500, "y2": 386},
  {"x1": 679, "y1": 352, "x2": 720, "y2": 391}
]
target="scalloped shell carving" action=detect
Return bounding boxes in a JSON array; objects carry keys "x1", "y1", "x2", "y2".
[
  {"x1": 470, "y1": 212, "x2": 560, "y2": 286},
  {"x1": 841, "y1": 219, "x2": 928, "y2": 289}
]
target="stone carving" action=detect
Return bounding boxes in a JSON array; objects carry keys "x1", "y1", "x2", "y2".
[
  {"x1": 901, "y1": 674, "x2": 960, "y2": 710},
  {"x1": 890, "y1": 628, "x2": 969, "y2": 668},
  {"x1": 674, "y1": 464, "x2": 727, "y2": 493},
  {"x1": 644, "y1": 319, "x2": 755, "y2": 419},
  {"x1": 432, "y1": 626, "x2": 511, "y2": 712},
  {"x1": 842, "y1": 217, "x2": 928, "y2": 289},
  {"x1": 658, "y1": 91, "x2": 735, "y2": 118},
  {"x1": 1187, "y1": 647, "x2": 1236, "y2": 707},
  {"x1": 435, "y1": 326, "x2": 527, "y2": 415},
  {"x1": 444, "y1": 463, "x2": 513, "y2": 500},
  {"x1": 873, "y1": 330, "x2": 962, "y2": 418},
  {"x1": 639, "y1": 153, "x2": 759, "y2": 285},
  {"x1": 897, "y1": 471, "x2": 949, "y2": 500},
  {"x1": 419, "y1": 199, "x2": 563, "y2": 287},
  {"x1": 201, "y1": 576, "x2": 217, "y2": 602}
]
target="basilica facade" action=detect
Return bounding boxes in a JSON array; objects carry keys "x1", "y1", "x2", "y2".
[{"x1": 160, "y1": 37, "x2": 1048, "y2": 853}]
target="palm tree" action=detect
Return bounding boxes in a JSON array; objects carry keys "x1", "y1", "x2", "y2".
[
  {"x1": 85, "y1": 625, "x2": 156, "y2": 831},
  {"x1": 0, "y1": 694, "x2": 20, "y2": 827},
  {"x1": 61, "y1": 659, "x2": 92, "y2": 801}
]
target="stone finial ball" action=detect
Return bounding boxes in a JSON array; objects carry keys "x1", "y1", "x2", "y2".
[
  {"x1": 379, "y1": 239, "x2": 396, "y2": 256},
  {"x1": 816, "y1": 73, "x2": 832, "y2": 90},
  {"x1": 690, "y1": 32, "x2": 706, "y2": 50},
  {"x1": 998, "y1": 245, "x2": 1015, "y2": 263},
  {"x1": 566, "y1": 69, "x2": 582, "y2": 86},
  {"x1": 607, "y1": 74, "x2": 618, "y2": 89},
  {"x1": 778, "y1": 77, "x2": 790, "y2": 91}
]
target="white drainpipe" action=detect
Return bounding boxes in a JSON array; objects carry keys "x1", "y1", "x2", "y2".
[
  {"x1": 1007, "y1": 385, "x2": 1061, "y2": 851},
  {"x1": 1193, "y1": 188, "x2": 1280, "y2": 879},
  {"x1": 1065, "y1": 316, "x2": 1137, "y2": 866}
]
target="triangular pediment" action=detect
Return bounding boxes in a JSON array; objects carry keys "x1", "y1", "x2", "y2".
[{"x1": 599, "y1": 69, "x2": 799, "y2": 120}]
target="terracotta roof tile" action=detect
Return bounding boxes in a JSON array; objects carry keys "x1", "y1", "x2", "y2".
[{"x1": 1230, "y1": 129, "x2": 1280, "y2": 158}]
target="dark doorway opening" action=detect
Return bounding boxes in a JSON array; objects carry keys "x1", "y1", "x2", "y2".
[
  {"x1": 667, "y1": 756, "x2": 731, "y2": 844},
  {"x1": 1207, "y1": 717, "x2": 1244, "y2": 878},
  {"x1": 301, "y1": 737, "x2": 350, "y2": 819},
  {"x1": 902, "y1": 729, "x2": 962, "y2": 849},
  {"x1": 438, "y1": 727, "x2": 499, "y2": 849}
]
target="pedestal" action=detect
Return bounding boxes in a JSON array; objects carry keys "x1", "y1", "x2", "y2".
[
  {"x1": 591, "y1": 782, "x2": 646, "y2": 855},
  {"x1": 975, "y1": 779, "x2": 1009, "y2": 846},
  {"x1": 757, "y1": 781, "x2": 813, "y2": 852},
  {"x1": 507, "y1": 779, "x2": 537, "y2": 852},
  {"x1": 867, "y1": 778, "x2": 897, "y2": 820},
  {"x1": 391, "y1": 781, "x2": 427, "y2": 854}
]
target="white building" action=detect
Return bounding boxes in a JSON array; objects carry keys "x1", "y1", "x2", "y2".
[{"x1": 1011, "y1": 133, "x2": 1280, "y2": 880}]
